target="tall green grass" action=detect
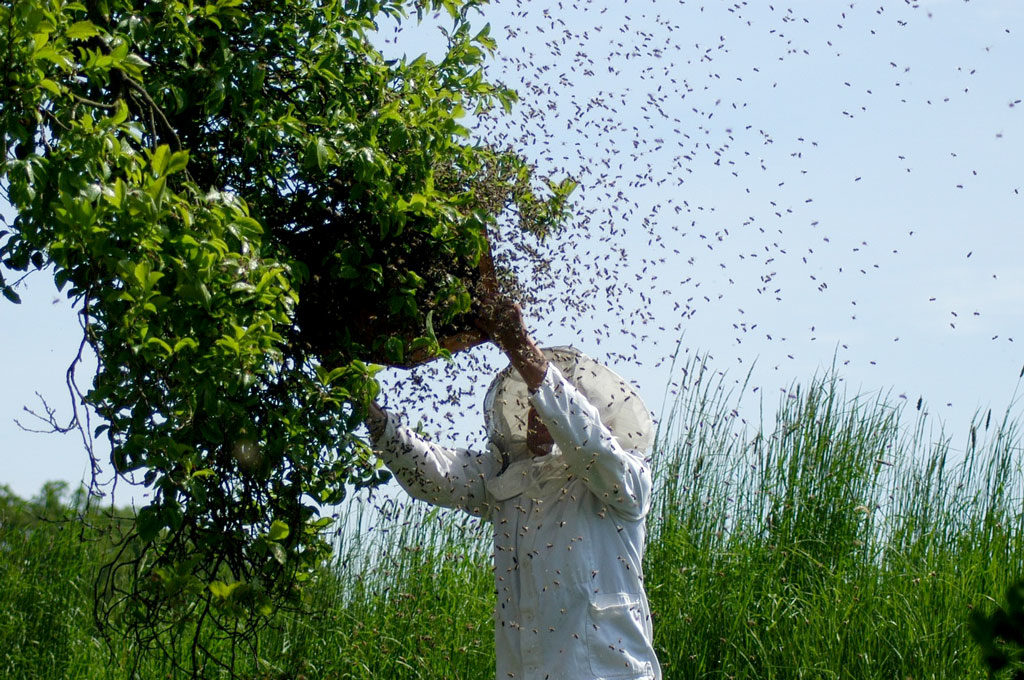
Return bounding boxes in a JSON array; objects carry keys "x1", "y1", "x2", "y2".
[
  {"x1": 647, "y1": 356, "x2": 1023, "y2": 678},
  {"x1": 2, "y1": 358, "x2": 1022, "y2": 679}
]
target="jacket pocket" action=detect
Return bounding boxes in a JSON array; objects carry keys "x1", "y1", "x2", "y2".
[{"x1": 585, "y1": 592, "x2": 655, "y2": 679}]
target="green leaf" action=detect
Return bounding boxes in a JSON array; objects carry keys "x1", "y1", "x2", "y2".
[
  {"x1": 32, "y1": 32, "x2": 50, "y2": 52},
  {"x1": 317, "y1": 138, "x2": 331, "y2": 170},
  {"x1": 474, "y1": 23, "x2": 496, "y2": 51},
  {"x1": 216, "y1": 334, "x2": 241, "y2": 355},
  {"x1": 229, "y1": 215, "x2": 263, "y2": 238},
  {"x1": 121, "y1": 53, "x2": 150, "y2": 76},
  {"x1": 147, "y1": 175, "x2": 167, "y2": 202},
  {"x1": 397, "y1": 193, "x2": 430, "y2": 215},
  {"x1": 166, "y1": 150, "x2": 190, "y2": 175},
  {"x1": 442, "y1": 0, "x2": 460, "y2": 20},
  {"x1": 267, "y1": 520, "x2": 289, "y2": 542},
  {"x1": 209, "y1": 580, "x2": 241, "y2": 599},
  {"x1": 110, "y1": 98, "x2": 129, "y2": 126},
  {"x1": 173, "y1": 337, "x2": 199, "y2": 353},
  {"x1": 103, "y1": 177, "x2": 126, "y2": 208},
  {"x1": 145, "y1": 336, "x2": 173, "y2": 356},
  {"x1": 66, "y1": 20, "x2": 100, "y2": 40},
  {"x1": 384, "y1": 336, "x2": 404, "y2": 363},
  {"x1": 38, "y1": 78, "x2": 62, "y2": 95},
  {"x1": 151, "y1": 145, "x2": 170, "y2": 176},
  {"x1": 34, "y1": 45, "x2": 72, "y2": 70},
  {"x1": 133, "y1": 261, "x2": 151, "y2": 287},
  {"x1": 255, "y1": 268, "x2": 282, "y2": 294},
  {"x1": 336, "y1": 265, "x2": 359, "y2": 279},
  {"x1": 424, "y1": 309, "x2": 439, "y2": 344},
  {"x1": 137, "y1": 505, "x2": 164, "y2": 542}
]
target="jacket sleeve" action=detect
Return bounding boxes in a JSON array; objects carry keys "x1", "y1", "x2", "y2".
[
  {"x1": 528, "y1": 363, "x2": 652, "y2": 521},
  {"x1": 372, "y1": 411, "x2": 496, "y2": 518}
]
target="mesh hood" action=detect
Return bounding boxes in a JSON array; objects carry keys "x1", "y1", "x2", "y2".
[{"x1": 482, "y1": 346, "x2": 654, "y2": 464}]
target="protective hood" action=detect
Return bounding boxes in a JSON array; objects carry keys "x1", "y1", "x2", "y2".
[{"x1": 482, "y1": 346, "x2": 654, "y2": 466}]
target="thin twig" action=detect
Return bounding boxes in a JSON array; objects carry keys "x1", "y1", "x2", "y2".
[
  {"x1": 70, "y1": 92, "x2": 119, "y2": 110},
  {"x1": 40, "y1": 107, "x2": 70, "y2": 132},
  {"x1": 14, "y1": 392, "x2": 74, "y2": 433},
  {"x1": 72, "y1": 292, "x2": 102, "y2": 500}
]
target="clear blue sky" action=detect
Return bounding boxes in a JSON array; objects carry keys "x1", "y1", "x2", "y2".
[{"x1": 2, "y1": 0, "x2": 1022, "y2": 503}]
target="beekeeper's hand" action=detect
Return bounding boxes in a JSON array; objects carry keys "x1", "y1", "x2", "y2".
[
  {"x1": 365, "y1": 400, "x2": 388, "y2": 443},
  {"x1": 475, "y1": 292, "x2": 526, "y2": 348},
  {"x1": 476, "y1": 292, "x2": 548, "y2": 391}
]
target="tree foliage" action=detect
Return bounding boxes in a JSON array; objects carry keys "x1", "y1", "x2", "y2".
[
  {"x1": 973, "y1": 580, "x2": 1024, "y2": 679},
  {"x1": 0, "y1": 0, "x2": 573, "y2": 672}
]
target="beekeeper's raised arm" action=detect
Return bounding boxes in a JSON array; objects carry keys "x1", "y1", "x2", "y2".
[
  {"x1": 473, "y1": 293, "x2": 549, "y2": 390},
  {"x1": 365, "y1": 400, "x2": 498, "y2": 517},
  {"x1": 476, "y1": 295, "x2": 655, "y2": 520},
  {"x1": 362, "y1": 292, "x2": 536, "y2": 514}
]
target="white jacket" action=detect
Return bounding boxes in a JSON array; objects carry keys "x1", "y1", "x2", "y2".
[{"x1": 374, "y1": 363, "x2": 661, "y2": 680}]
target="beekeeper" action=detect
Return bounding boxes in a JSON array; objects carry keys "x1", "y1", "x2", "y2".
[{"x1": 365, "y1": 294, "x2": 661, "y2": 680}]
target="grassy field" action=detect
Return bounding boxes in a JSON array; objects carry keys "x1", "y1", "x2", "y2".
[{"x1": 2, "y1": 356, "x2": 1022, "y2": 679}]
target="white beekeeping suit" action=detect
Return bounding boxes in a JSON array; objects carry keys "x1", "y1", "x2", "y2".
[{"x1": 373, "y1": 347, "x2": 661, "y2": 680}]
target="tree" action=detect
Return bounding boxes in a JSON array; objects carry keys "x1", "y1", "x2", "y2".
[
  {"x1": 0, "y1": 0, "x2": 574, "y2": 673},
  {"x1": 973, "y1": 580, "x2": 1024, "y2": 679}
]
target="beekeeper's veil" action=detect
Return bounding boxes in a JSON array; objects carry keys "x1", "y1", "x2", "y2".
[{"x1": 482, "y1": 346, "x2": 654, "y2": 466}]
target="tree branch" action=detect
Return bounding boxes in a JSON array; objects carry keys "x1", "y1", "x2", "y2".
[{"x1": 123, "y1": 75, "x2": 182, "y2": 150}]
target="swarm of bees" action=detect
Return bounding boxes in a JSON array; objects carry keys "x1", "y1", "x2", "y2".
[{"x1": 374, "y1": 0, "x2": 1022, "y2": 441}]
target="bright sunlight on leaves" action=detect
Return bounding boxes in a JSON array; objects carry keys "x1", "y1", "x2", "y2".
[{"x1": 0, "y1": 0, "x2": 574, "y2": 673}]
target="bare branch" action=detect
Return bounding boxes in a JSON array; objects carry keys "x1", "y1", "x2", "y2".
[{"x1": 14, "y1": 392, "x2": 76, "y2": 433}]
